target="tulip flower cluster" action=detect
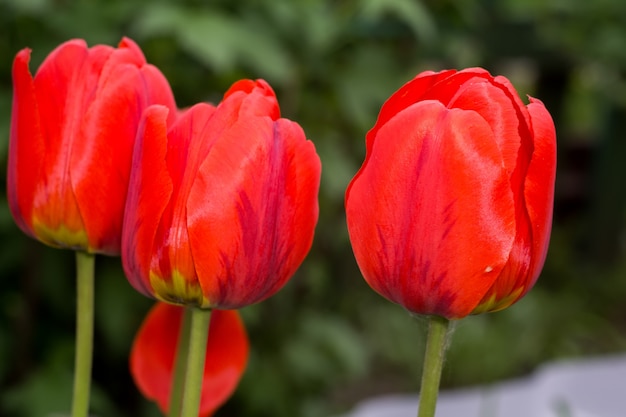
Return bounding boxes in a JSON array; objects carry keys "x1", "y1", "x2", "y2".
[
  {"x1": 8, "y1": 37, "x2": 321, "y2": 417},
  {"x1": 8, "y1": 38, "x2": 555, "y2": 417}
]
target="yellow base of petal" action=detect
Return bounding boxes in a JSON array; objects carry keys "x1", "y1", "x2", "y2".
[
  {"x1": 149, "y1": 270, "x2": 209, "y2": 308},
  {"x1": 471, "y1": 286, "x2": 524, "y2": 315},
  {"x1": 32, "y1": 217, "x2": 90, "y2": 252}
]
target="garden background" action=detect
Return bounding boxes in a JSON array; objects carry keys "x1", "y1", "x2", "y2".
[{"x1": 1, "y1": 0, "x2": 626, "y2": 416}]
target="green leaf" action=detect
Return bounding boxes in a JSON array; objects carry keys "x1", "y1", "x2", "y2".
[
  {"x1": 282, "y1": 312, "x2": 369, "y2": 385},
  {"x1": 134, "y1": 4, "x2": 294, "y2": 82},
  {"x1": 360, "y1": 0, "x2": 437, "y2": 42}
]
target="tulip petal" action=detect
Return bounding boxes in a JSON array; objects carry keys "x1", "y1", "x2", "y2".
[
  {"x1": 123, "y1": 105, "x2": 173, "y2": 298},
  {"x1": 445, "y1": 77, "x2": 533, "y2": 179},
  {"x1": 223, "y1": 79, "x2": 281, "y2": 120},
  {"x1": 118, "y1": 37, "x2": 146, "y2": 60},
  {"x1": 188, "y1": 116, "x2": 320, "y2": 309},
  {"x1": 8, "y1": 48, "x2": 45, "y2": 236},
  {"x1": 419, "y1": 68, "x2": 492, "y2": 105},
  {"x1": 22, "y1": 40, "x2": 102, "y2": 247},
  {"x1": 68, "y1": 39, "x2": 177, "y2": 254},
  {"x1": 472, "y1": 97, "x2": 556, "y2": 314},
  {"x1": 130, "y1": 303, "x2": 248, "y2": 417},
  {"x1": 367, "y1": 70, "x2": 456, "y2": 149},
  {"x1": 146, "y1": 103, "x2": 216, "y2": 307},
  {"x1": 69, "y1": 62, "x2": 146, "y2": 254},
  {"x1": 199, "y1": 309, "x2": 249, "y2": 415},
  {"x1": 141, "y1": 65, "x2": 179, "y2": 125},
  {"x1": 346, "y1": 100, "x2": 516, "y2": 319},
  {"x1": 524, "y1": 98, "x2": 557, "y2": 288}
]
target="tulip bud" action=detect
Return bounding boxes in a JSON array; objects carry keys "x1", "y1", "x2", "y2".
[
  {"x1": 346, "y1": 68, "x2": 556, "y2": 319},
  {"x1": 122, "y1": 79, "x2": 321, "y2": 309},
  {"x1": 8, "y1": 38, "x2": 177, "y2": 255}
]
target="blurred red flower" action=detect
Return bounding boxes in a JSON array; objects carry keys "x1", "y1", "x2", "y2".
[{"x1": 130, "y1": 303, "x2": 248, "y2": 416}]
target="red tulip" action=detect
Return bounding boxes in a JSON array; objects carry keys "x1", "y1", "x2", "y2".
[
  {"x1": 8, "y1": 38, "x2": 177, "y2": 255},
  {"x1": 345, "y1": 68, "x2": 556, "y2": 319},
  {"x1": 130, "y1": 303, "x2": 248, "y2": 416},
  {"x1": 122, "y1": 79, "x2": 321, "y2": 309}
]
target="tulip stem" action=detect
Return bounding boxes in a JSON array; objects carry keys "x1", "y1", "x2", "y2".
[
  {"x1": 71, "y1": 251, "x2": 96, "y2": 417},
  {"x1": 417, "y1": 315, "x2": 451, "y2": 417},
  {"x1": 168, "y1": 307, "x2": 193, "y2": 417},
  {"x1": 180, "y1": 307, "x2": 212, "y2": 417}
]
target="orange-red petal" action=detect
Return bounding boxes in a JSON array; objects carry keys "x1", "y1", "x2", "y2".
[
  {"x1": 8, "y1": 48, "x2": 46, "y2": 236},
  {"x1": 366, "y1": 69, "x2": 456, "y2": 150},
  {"x1": 522, "y1": 97, "x2": 557, "y2": 291},
  {"x1": 123, "y1": 105, "x2": 173, "y2": 298},
  {"x1": 71, "y1": 40, "x2": 176, "y2": 254}
]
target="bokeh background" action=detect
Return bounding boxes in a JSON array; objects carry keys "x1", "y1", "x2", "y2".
[{"x1": 1, "y1": 0, "x2": 626, "y2": 416}]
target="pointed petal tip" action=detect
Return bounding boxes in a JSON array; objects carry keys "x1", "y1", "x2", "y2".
[
  {"x1": 225, "y1": 78, "x2": 272, "y2": 95},
  {"x1": 14, "y1": 47, "x2": 32, "y2": 61},
  {"x1": 144, "y1": 103, "x2": 172, "y2": 120},
  {"x1": 12, "y1": 48, "x2": 33, "y2": 82},
  {"x1": 117, "y1": 36, "x2": 145, "y2": 60}
]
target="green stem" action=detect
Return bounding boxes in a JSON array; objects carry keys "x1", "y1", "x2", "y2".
[
  {"x1": 71, "y1": 252, "x2": 96, "y2": 417},
  {"x1": 168, "y1": 307, "x2": 193, "y2": 417},
  {"x1": 417, "y1": 315, "x2": 451, "y2": 417},
  {"x1": 179, "y1": 307, "x2": 212, "y2": 417}
]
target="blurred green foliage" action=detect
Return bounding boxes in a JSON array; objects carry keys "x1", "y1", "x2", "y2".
[{"x1": 1, "y1": 0, "x2": 626, "y2": 416}]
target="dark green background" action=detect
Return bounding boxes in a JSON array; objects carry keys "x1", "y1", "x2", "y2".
[{"x1": 1, "y1": 0, "x2": 625, "y2": 416}]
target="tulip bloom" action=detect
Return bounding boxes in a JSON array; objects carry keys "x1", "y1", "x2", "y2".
[
  {"x1": 346, "y1": 68, "x2": 556, "y2": 319},
  {"x1": 8, "y1": 38, "x2": 177, "y2": 255},
  {"x1": 130, "y1": 303, "x2": 248, "y2": 416},
  {"x1": 122, "y1": 79, "x2": 321, "y2": 309}
]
